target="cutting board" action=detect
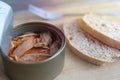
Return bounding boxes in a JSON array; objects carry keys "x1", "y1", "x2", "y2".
[{"x1": 14, "y1": 1, "x2": 120, "y2": 80}]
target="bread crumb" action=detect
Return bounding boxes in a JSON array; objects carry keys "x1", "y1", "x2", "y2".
[
  {"x1": 69, "y1": 36, "x2": 73, "y2": 40},
  {"x1": 101, "y1": 23, "x2": 106, "y2": 27}
]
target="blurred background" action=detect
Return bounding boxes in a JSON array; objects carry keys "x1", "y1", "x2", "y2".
[
  {"x1": 1, "y1": 0, "x2": 119, "y2": 12},
  {"x1": 1, "y1": 0, "x2": 120, "y2": 80}
]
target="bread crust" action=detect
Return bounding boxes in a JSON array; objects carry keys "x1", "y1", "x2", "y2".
[
  {"x1": 67, "y1": 39, "x2": 109, "y2": 65},
  {"x1": 80, "y1": 15, "x2": 120, "y2": 49},
  {"x1": 63, "y1": 19, "x2": 114, "y2": 65}
]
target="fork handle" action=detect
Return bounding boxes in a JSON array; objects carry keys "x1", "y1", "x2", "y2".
[{"x1": 62, "y1": 12, "x2": 87, "y2": 16}]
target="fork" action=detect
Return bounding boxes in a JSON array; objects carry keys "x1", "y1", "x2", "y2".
[
  {"x1": 28, "y1": 4, "x2": 120, "y2": 20},
  {"x1": 28, "y1": 4, "x2": 86, "y2": 20}
]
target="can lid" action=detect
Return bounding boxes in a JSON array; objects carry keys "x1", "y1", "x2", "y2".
[{"x1": 0, "y1": 1, "x2": 13, "y2": 55}]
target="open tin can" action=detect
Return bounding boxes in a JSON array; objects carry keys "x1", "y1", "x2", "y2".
[
  {"x1": 1, "y1": 22, "x2": 66, "y2": 80},
  {"x1": 0, "y1": 2, "x2": 66, "y2": 80}
]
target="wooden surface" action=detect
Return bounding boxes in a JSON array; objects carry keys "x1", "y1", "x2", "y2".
[
  {"x1": 14, "y1": 1, "x2": 120, "y2": 80},
  {"x1": 4, "y1": 1, "x2": 120, "y2": 80}
]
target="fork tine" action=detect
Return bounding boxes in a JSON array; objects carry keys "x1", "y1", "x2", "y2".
[
  {"x1": 28, "y1": 4, "x2": 62, "y2": 20},
  {"x1": 28, "y1": 4, "x2": 48, "y2": 19}
]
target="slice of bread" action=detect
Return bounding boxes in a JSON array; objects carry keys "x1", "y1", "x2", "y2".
[
  {"x1": 63, "y1": 18, "x2": 120, "y2": 65},
  {"x1": 80, "y1": 14, "x2": 120, "y2": 49}
]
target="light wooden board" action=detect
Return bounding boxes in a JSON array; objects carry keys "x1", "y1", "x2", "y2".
[{"x1": 13, "y1": 1, "x2": 120, "y2": 80}]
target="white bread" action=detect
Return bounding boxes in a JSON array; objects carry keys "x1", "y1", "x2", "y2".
[
  {"x1": 63, "y1": 19, "x2": 120, "y2": 65},
  {"x1": 80, "y1": 14, "x2": 120, "y2": 49}
]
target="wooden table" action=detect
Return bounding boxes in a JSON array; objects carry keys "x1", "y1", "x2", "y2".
[{"x1": 1, "y1": 0, "x2": 120, "y2": 80}]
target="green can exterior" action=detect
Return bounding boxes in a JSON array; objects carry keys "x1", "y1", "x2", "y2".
[
  {"x1": 2, "y1": 49, "x2": 65, "y2": 80},
  {"x1": 1, "y1": 22, "x2": 66, "y2": 80}
]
